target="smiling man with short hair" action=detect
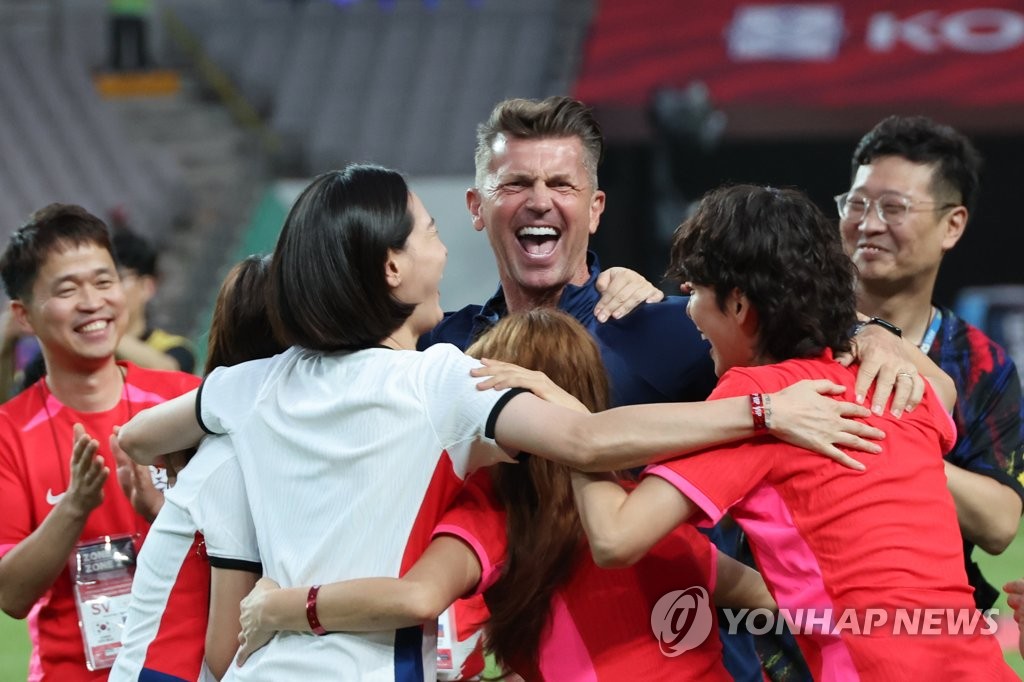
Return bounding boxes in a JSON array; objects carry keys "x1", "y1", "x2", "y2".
[
  {"x1": 422, "y1": 96, "x2": 718, "y2": 409},
  {"x1": 0, "y1": 204, "x2": 198, "y2": 680}
]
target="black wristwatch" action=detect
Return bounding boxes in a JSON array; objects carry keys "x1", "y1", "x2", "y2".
[{"x1": 851, "y1": 317, "x2": 903, "y2": 338}]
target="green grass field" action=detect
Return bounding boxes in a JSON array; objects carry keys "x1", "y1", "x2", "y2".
[
  {"x1": 0, "y1": 607, "x2": 29, "y2": 680},
  {"x1": 976, "y1": 533, "x2": 1024, "y2": 678},
  {"x1": 3, "y1": 534, "x2": 1023, "y2": 680}
]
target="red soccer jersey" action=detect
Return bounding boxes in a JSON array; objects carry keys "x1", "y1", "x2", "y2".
[
  {"x1": 0, "y1": 363, "x2": 200, "y2": 682},
  {"x1": 646, "y1": 352, "x2": 1015, "y2": 681},
  {"x1": 435, "y1": 471, "x2": 731, "y2": 682}
]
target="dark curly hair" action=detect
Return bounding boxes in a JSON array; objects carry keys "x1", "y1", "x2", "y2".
[
  {"x1": 668, "y1": 185, "x2": 858, "y2": 362},
  {"x1": 852, "y1": 115, "x2": 982, "y2": 215}
]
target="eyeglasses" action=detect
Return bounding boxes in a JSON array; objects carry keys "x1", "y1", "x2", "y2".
[{"x1": 833, "y1": 192, "x2": 959, "y2": 227}]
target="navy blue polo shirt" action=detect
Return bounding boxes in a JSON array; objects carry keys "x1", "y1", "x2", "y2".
[{"x1": 418, "y1": 253, "x2": 718, "y2": 407}]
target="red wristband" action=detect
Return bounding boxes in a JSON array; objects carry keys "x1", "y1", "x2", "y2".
[
  {"x1": 750, "y1": 394, "x2": 768, "y2": 432},
  {"x1": 306, "y1": 584, "x2": 327, "y2": 636}
]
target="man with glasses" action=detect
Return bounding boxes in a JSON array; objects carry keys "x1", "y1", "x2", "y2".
[
  {"x1": 836, "y1": 115, "x2": 1024, "y2": 611},
  {"x1": 757, "y1": 114, "x2": 1024, "y2": 682}
]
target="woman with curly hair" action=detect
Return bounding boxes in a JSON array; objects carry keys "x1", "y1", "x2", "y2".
[{"x1": 570, "y1": 185, "x2": 1014, "y2": 681}]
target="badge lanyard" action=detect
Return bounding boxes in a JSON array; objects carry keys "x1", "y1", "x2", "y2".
[
  {"x1": 39, "y1": 365, "x2": 138, "y2": 671},
  {"x1": 69, "y1": 534, "x2": 138, "y2": 670},
  {"x1": 38, "y1": 365, "x2": 133, "y2": 490},
  {"x1": 919, "y1": 307, "x2": 943, "y2": 355}
]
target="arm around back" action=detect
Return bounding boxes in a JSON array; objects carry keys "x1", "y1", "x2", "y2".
[
  {"x1": 492, "y1": 392, "x2": 753, "y2": 472},
  {"x1": 206, "y1": 567, "x2": 258, "y2": 678},
  {"x1": 490, "y1": 381, "x2": 883, "y2": 473},
  {"x1": 118, "y1": 388, "x2": 203, "y2": 465},
  {"x1": 569, "y1": 471, "x2": 696, "y2": 568},
  {"x1": 236, "y1": 536, "x2": 481, "y2": 665}
]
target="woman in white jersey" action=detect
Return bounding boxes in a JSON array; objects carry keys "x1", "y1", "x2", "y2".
[
  {"x1": 111, "y1": 255, "x2": 285, "y2": 681},
  {"x1": 119, "y1": 165, "x2": 884, "y2": 681}
]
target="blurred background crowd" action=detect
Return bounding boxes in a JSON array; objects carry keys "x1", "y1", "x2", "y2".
[
  {"x1": 0, "y1": 2, "x2": 1022, "y2": 676},
  {"x1": 0, "y1": 0, "x2": 1020, "y2": 381}
]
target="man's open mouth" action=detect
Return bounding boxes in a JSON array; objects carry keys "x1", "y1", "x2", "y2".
[{"x1": 517, "y1": 226, "x2": 559, "y2": 256}]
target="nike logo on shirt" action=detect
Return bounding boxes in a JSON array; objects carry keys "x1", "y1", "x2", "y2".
[{"x1": 46, "y1": 488, "x2": 66, "y2": 506}]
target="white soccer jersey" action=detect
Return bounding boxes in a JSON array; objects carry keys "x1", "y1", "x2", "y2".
[
  {"x1": 198, "y1": 344, "x2": 517, "y2": 682},
  {"x1": 111, "y1": 436, "x2": 260, "y2": 682}
]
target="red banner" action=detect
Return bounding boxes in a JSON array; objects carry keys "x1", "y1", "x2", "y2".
[{"x1": 575, "y1": 2, "x2": 1024, "y2": 115}]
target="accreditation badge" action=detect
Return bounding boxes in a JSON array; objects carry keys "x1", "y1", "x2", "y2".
[
  {"x1": 69, "y1": 534, "x2": 138, "y2": 670},
  {"x1": 436, "y1": 606, "x2": 455, "y2": 676},
  {"x1": 436, "y1": 604, "x2": 484, "y2": 681}
]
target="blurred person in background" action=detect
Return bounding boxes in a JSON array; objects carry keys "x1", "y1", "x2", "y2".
[
  {"x1": 0, "y1": 204, "x2": 199, "y2": 681},
  {"x1": 110, "y1": 223, "x2": 197, "y2": 374},
  {"x1": 108, "y1": 0, "x2": 152, "y2": 71},
  {"x1": 0, "y1": 304, "x2": 43, "y2": 399}
]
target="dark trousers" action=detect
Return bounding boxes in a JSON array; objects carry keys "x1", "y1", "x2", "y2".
[{"x1": 110, "y1": 16, "x2": 149, "y2": 71}]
